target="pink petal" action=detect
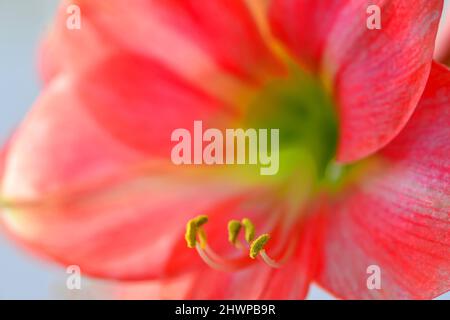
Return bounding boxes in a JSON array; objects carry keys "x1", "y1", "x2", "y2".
[
  {"x1": 38, "y1": 0, "x2": 117, "y2": 84},
  {"x1": 2, "y1": 175, "x2": 258, "y2": 280},
  {"x1": 316, "y1": 62, "x2": 450, "y2": 299},
  {"x1": 110, "y1": 273, "x2": 198, "y2": 300},
  {"x1": 269, "y1": 0, "x2": 346, "y2": 73},
  {"x1": 0, "y1": 141, "x2": 8, "y2": 183},
  {"x1": 4, "y1": 53, "x2": 234, "y2": 200},
  {"x1": 75, "y1": 53, "x2": 237, "y2": 156},
  {"x1": 40, "y1": 0, "x2": 283, "y2": 89},
  {"x1": 270, "y1": 0, "x2": 443, "y2": 162},
  {"x1": 0, "y1": 54, "x2": 257, "y2": 280}
]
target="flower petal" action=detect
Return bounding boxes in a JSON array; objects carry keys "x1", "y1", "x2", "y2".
[
  {"x1": 269, "y1": 0, "x2": 346, "y2": 73},
  {"x1": 40, "y1": 0, "x2": 283, "y2": 95},
  {"x1": 4, "y1": 53, "x2": 235, "y2": 201},
  {"x1": 0, "y1": 142, "x2": 8, "y2": 183},
  {"x1": 316, "y1": 63, "x2": 450, "y2": 299},
  {"x1": 2, "y1": 174, "x2": 261, "y2": 280},
  {"x1": 108, "y1": 273, "x2": 198, "y2": 300},
  {"x1": 270, "y1": 0, "x2": 443, "y2": 162},
  {"x1": 0, "y1": 54, "x2": 260, "y2": 280},
  {"x1": 38, "y1": 0, "x2": 117, "y2": 84}
]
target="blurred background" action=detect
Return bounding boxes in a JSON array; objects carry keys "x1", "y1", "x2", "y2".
[{"x1": 0, "y1": 0, "x2": 448, "y2": 300}]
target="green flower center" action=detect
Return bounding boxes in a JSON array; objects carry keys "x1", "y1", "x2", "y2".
[{"x1": 243, "y1": 63, "x2": 340, "y2": 188}]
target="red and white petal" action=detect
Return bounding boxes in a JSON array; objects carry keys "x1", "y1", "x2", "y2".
[
  {"x1": 316, "y1": 63, "x2": 450, "y2": 299},
  {"x1": 270, "y1": 0, "x2": 443, "y2": 162}
]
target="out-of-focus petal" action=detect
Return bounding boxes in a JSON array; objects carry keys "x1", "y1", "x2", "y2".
[
  {"x1": 316, "y1": 63, "x2": 450, "y2": 299},
  {"x1": 0, "y1": 137, "x2": 12, "y2": 217},
  {"x1": 0, "y1": 53, "x2": 264, "y2": 280},
  {"x1": 38, "y1": 0, "x2": 117, "y2": 84},
  {"x1": 3, "y1": 53, "x2": 235, "y2": 200},
  {"x1": 269, "y1": 0, "x2": 345, "y2": 73},
  {"x1": 270, "y1": 0, "x2": 443, "y2": 162},
  {"x1": 110, "y1": 273, "x2": 197, "y2": 300},
  {"x1": 2, "y1": 174, "x2": 263, "y2": 280},
  {"x1": 0, "y1": 142, "x2": 8, "y2": 183},
  {"x1": 40, "y1": 0, "x2": 283, "y2": 99}
]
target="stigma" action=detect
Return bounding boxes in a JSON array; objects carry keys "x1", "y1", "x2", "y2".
[{"x1": 185, "y1": 215, "x2": 286, "y2": 271}]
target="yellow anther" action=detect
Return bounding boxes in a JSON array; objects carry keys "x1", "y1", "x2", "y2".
[
  {"x1": 185, "y1": 215, "x2": 209, "y2": 248},
  {"x1": 241, "y1": 218, "x2": 255, "y2": 243},
  {"x1": 185, "y1": 219, "x2": 198, "y2": 248},
  {"x1": 195, "y1": 215, "x2": 209, "y2": 227},
  {"x1": 249, "y1": 234, "x2": 270, "y2": 259},
  {"x1": 228, "y1": 220, "x2": 242, "y2": 245}
]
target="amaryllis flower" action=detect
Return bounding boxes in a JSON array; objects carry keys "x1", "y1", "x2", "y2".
[{"x1": 0, "y1": 0, "x2": 449, "y2": 300}]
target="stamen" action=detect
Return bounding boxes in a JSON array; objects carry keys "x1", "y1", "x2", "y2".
[
  {"x1": 184, "y1": 219, "x2": 198, "y2": 249},
  {"x1": 195, "y1": 215, "x2": 209, "y2": 249},
  {"x1": 184, "y1": 215, "x2": 209, "y2": 248},
  {"x1": 194, "y1": 215, "x2": 209, "y2": 227},
  {"x1": 185, "y1": 215, "x2": 288, "y2": 271},
  {"x1": 195, "y1": 243, "x2": 251, "y2": 272},
  {"x1": 241, "y1": 218, "x2": 255, "y2": 243},
  {"x1": 195, "y1": 243, "x2": 229, "y2": 271},
  {"x1": 228, "y1": 220, "x2": 242, "y2": 245},
  {"x1": 260, "y1": 250, "x2": 283, "y2": 269},
  {"x1": 249, "y1": 234, "x2": 287, "y2": 268},
  {"x1": 249, "y1": 234, "x2": 270, "y2": 259}
]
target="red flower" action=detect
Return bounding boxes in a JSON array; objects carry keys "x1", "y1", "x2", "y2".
[{"x1": 1, "y1": 0, "x2": 449, "y2": 299}]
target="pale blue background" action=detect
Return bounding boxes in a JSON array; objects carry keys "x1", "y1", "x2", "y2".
[{"x1": 0, "y1": 0, "x2": 448, "y2": 300}]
